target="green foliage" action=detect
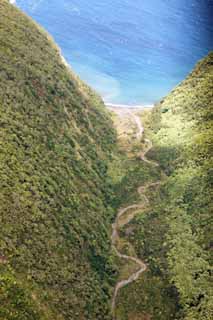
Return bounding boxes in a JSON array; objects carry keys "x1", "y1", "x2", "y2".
[
  {"x1": 113, "y1": 158, "x2": 161, "y2": 207},
  {"x1": 109, "y1": 149, "x2": 178, "y2": 318},
  {"x1": 0, "y1": 1, "x2": 117, "y2": 319},
  {"x1": 0, "y1": 266, "x2": 43, "y2": 320},
  {"x1": 141, "y1": 52, "x2": 213, "y2": 319},
  {"x1": 115, "y1": 180, "x2": 180, "y2": 320},
  {"x1": 112, "y1": 53, "x2": 213, "y2": 319}
]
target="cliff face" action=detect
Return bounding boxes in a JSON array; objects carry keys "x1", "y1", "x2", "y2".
[{"x1": 0, "y1": 1, "x2": 116, "y2": 319}]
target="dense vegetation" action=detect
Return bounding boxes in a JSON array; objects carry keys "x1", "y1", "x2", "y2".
[
  {"x1": 0, "y1": 1, "x2": 117, "y2": 319},
  {"x1": 1, "y1": 2, "x2": 212, "y2": 319},
  {"x1": 111, "y1": 130, "x2": 179, "y2": 320},
  {"x1": 114, "y1": 53, "x2": 213, "y2": 319},
  {"x1": 146, "y1": 52, "x2": 213, "y2": 319}
]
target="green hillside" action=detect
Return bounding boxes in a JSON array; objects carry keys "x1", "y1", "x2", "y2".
[
  {"x1": 0, "y1": 1, "x2": 116, "y2": 319},
  {"x1": 111, "y1": 53, "x2": 213, "y2": 320},
  {"x1": 146, "y1": 52, "x2": 213, "y2": 319}
]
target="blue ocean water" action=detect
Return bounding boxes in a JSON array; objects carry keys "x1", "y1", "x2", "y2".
[{"x1": 15, "y1": 0, "x2": 213, "y2": 105}]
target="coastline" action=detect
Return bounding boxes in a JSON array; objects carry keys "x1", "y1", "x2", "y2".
[{"x1": 105, "y1": 102, "x2": 154, "y2": 109}]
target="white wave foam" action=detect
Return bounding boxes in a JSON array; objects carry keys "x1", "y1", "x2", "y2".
[
  {"x1": 9, "y1": 0, "x2": 16, "y2": 4},
  {"x1": 105, "y1": 102, "x2": 153, "y2": 109},
  {"x1": 60, "y1": 54, "x2": 70, "y2": 70}
]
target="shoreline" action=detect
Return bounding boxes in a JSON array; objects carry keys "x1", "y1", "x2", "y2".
[{"x1": 105, "y1": 102, "x2": 154, "y2": 109}]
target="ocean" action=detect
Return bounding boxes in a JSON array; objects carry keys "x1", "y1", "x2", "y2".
[{"x1": 14, "y1": 0, "x2": 213, "y2": 106}]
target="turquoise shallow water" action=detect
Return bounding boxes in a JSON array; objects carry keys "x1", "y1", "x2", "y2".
[{"x1": 15, "y1": 0, "x2": 213, "y2": 105}]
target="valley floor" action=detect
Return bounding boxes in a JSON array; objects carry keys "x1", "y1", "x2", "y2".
[{"x1": 108, "y1": 107, "x2": 172, "y2": 320}]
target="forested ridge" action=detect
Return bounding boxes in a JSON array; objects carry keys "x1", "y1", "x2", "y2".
[
  {"x1": 0, "y1": 1, "x2": 116, "y2": 319},
  {"x1": 146, "y1": 52, "x2": 213, "y2": 319},
  {"x1": 110, "y1": 53, "x2": 212, "y2": 320}
]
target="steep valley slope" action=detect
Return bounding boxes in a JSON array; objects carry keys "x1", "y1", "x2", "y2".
[
  {"x1": 110, "y1": 53, "x2": 213, "y2": 320},
  {"x1": 0, "y1": 1, "x2": 116, "y2": 319}
]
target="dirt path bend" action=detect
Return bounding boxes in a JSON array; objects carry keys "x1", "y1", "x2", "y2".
[{"x1": 111, "y1": 111, "x2": 160, "y2": 318}]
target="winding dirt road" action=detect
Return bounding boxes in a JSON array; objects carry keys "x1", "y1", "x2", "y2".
[{"x1": 111, "y1": 112, "x2": 160, "y2": 318}]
